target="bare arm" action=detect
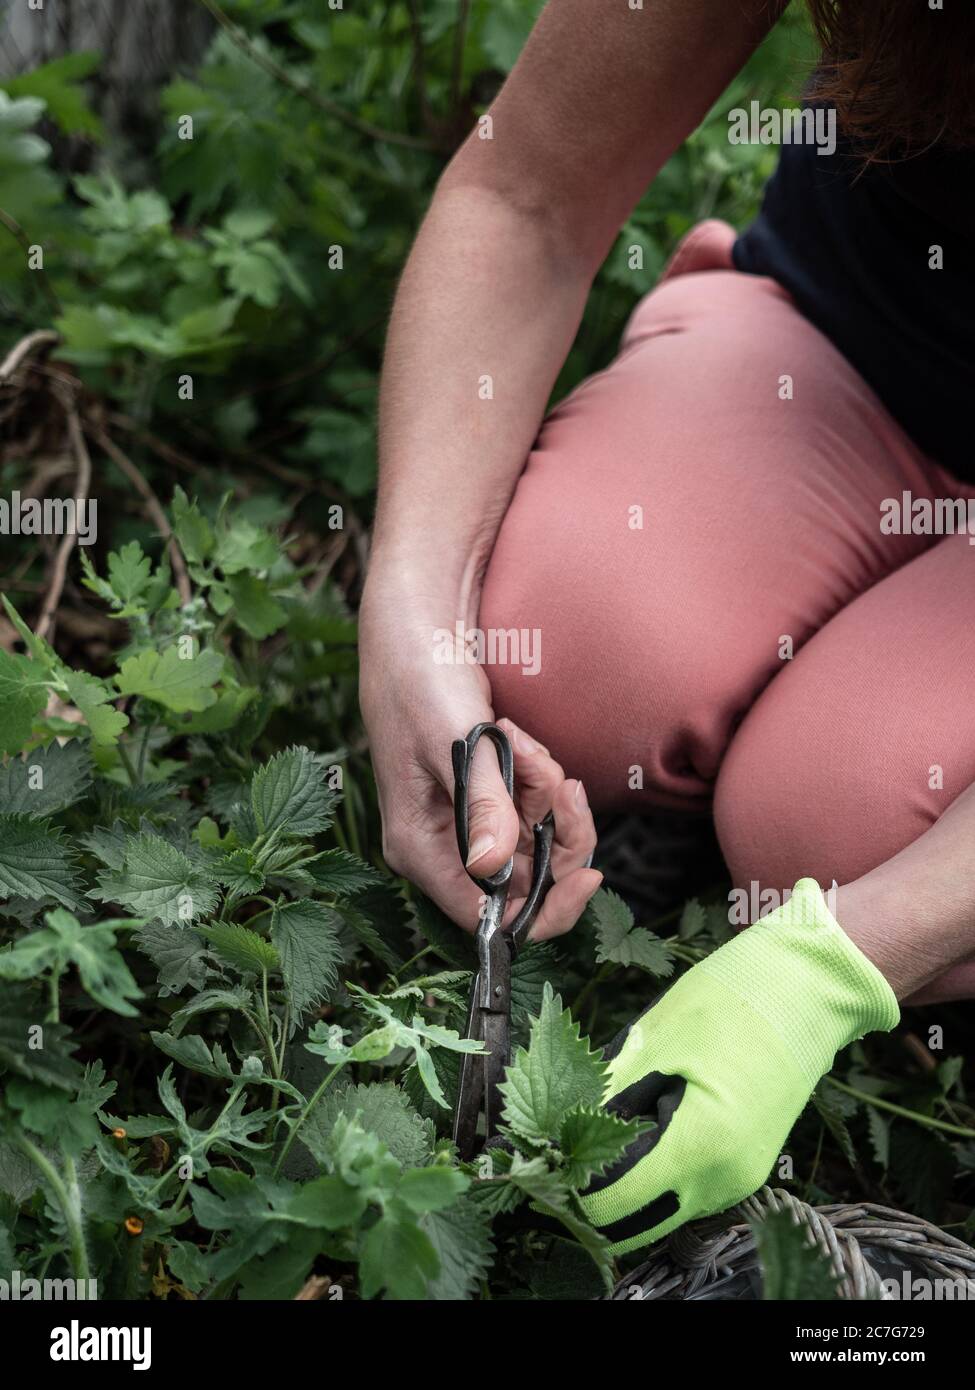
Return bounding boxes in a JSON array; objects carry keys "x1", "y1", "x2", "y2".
[{"x1": 361, "y1": 0, "x2": 785, "y2": 926}]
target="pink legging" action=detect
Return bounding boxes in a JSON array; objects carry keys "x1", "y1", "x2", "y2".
[{"x1": 480, "y1": 220, "x2": 975, "y2": 993}]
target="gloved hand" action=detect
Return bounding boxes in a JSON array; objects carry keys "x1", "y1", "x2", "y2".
[{"x1": 580, "y1": 878, "x2": 899, "y2": 1255}]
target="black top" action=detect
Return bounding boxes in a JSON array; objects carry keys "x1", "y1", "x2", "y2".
[{"x1": 733, "y1": 121, "x2": 974, "y2": 478}]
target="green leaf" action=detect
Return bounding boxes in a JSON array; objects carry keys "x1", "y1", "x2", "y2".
[
  {"x1": 0, "y1": 814, "x2": 80, "y2": 907},
  {"x1": 115, "y1": 643, "x2": 223, "y2": 714},
  {"x1": 867, "y1": 1107, "x2": 890, "y2": 1171},
  {"x1": 397, "y1": 1166, "x2": 468, "y2": 1215},
  {"x1": 500, "y1": 982, "x2": 608, "y2": 1145},
  {"x1": 91, "y1": 833, "x2": 219, "y2": 925},
  {"x1": 250, "y1": 746, "x2": 338, "y2": 838},
  {"x1": 170, "y1": 486, "x2": 214, "y2": 564},
  {"x1": 591, "y1": 889, "x2": 675, "y2": 976},
  {"x1": 299, "y1": 1082, "x2": 434, "y2": 1172},
  {"x1": 2, "y1": 52, "x2": 104, "y2": 139},
  {"x1": 60, "y1": 668, "x2": 128, "y2": 744},
  {"x1": 558, "y1": 1105, "x2": 651, "y2": 1189},
  {"x1": 0, "y1": 908, "x2": 142, "y2": 1015},
  {"x1": 420, "y1": 1195, "x2": 495, "y2": 1300},
  {"x1": 359, "y1": 1213, "x2": 439, "y2": 1301},
  {"x1": 150, "y1": 1031, "x2": 236, "y2": 1080},
  {"x1": 300, "y1": 849, "x2": 383, "y2": 897},
  {"x1": 134, "y1": 921, "x2": 209, "y2": 996},
  {"x1": 811, "y1": 1079, "x2": 858, "y2": 1169},
  {"x1": 753, "y1": 1207, "x2": 840, "y2": 1300},
  {"x1": 226, "y1": 573, "x2": 287, "y2": 639},
  {"x1": 0, "y1": 650, "x2": 50, "y2": 754},
  {"x1": 0, "y1": 741, "x2": 92, "y2": 817},
  {"x1": 199, "y1": 920, "x2": 280, "y2": 976},
  {"x1": 0, "y1": 982, "x2": 82, "y2": 1090},
  {"x1": 270, "y1": 899, "x2": 342, "y2": 1019}
]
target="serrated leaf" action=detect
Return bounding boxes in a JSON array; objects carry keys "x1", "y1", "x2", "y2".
[
  {"x1": 299, "y1": 1082, "x2": 434, "y2": 1171},
  {"x1": 301, "y1": 848, "x2": 384, "y2": 897},
  {"x1": 678, "y1": 899, "x2": 707, "y2": 940},
  {"x1": 115, "y1": 643, "x2": 223, "y2": 713},
  {"x1": 811, "y1": 1079, "x2": 858, "y2": 1169},
  {"x1": 170, "y1": 486, "x2": 213, "y2": 564},
  {"x1": 420, "y1": 1195, "x2": 495, "y2": 1300},
  {"x1": 0, "y1": 741, "x2": 92, "y2": 817},
  {"x1": 270, "y1": 898, "x2": 342, "y2": 1019},
  {"x1": 558, "y1": 1105, "x2": 651, "y2": 1189},
  {"x1": 753, "y1": 1207, "x2": 840, "y2": 1300},
  {"x1": 198, "y1": 920, "x2": 279, "y2": 976},
  {"x1": 170, "y1": 985, "x2": 253, "y2": 1035},
  {"x1": 134, "y1": 921, "x2": 209, "y2": 996},
  {"x1": 867, "y1": 1107, "x2": 890, "y2": 1171},
  {"x1": 91, "y1": 833, "x2": 219, "y2": 925},
  {"x1": 500, "y1": 982, "x2": 607, "y2": 1145},
  {"x1": 591, "y1": 889, "x2": 675, "y2": 976},
  {"x1": 250, "y1": 746, "x2": 337, "y2": 838},
  {"x1": 0, "y1": 814, "x2": 80, "y2": 907},
  {"x1": 0, "y1": 650, "x2": 51, "y2": 754}
]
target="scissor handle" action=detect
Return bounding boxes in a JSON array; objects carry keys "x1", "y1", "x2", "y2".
[
  {"x1": 452, "y1": 723, "x2": 555, "y2": 947},
  {"x1": 452, "y1": 722, "x2": 515, "y2": 895}
]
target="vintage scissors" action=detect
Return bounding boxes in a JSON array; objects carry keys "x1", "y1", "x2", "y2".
[{"x1": 451, "y1": 722, "x2": 556, "y2": 1161}]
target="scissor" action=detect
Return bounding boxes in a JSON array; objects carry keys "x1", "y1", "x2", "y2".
[{"x1": 451, "y1": 722, "x2": 556, "y2": 1161}]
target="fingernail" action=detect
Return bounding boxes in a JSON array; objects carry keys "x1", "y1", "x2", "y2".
[
  {"x1": 575, "y1": 780, "x2": 588, "y2": 807},
  {"x1": 510, "y1": 725, "x2": 541, "y2": 756},
  {"x1": 466, "y1": 833, "x2": 497, "y2": 867}
]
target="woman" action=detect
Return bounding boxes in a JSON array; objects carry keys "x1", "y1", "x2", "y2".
[{"x1": 359, "y1": 0, "x2": 975, "y2": 1253}]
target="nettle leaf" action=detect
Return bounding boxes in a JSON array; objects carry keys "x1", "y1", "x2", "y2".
[
  {"x1": 250, "y1": 746, "x2": 338, "y2": 838},
  {"x1": 270, "y1": 899, "x2": 342, "y2": 1019},
  {"x1": 420, "y1": 1194, "x2": 495, "y2": 1301},
  {"x1": 0, "y1": 741, "x2": 92, "y2": 817},
  {"x1": 215, "y1": 848, "x2": 265, "y2": 898},
  {"x1": 0, "y1": 814, "x2": 81, "y2": 908},
  {"x1": 300, "y1": 848, "x2": 383, "y2": 897},
  {"x1": 0, "y1": 649, "x2": 51, "y2": 755},
  {"x1": 170, "y1": 985, "x2": 253, "y2": 1036},
  {"x1": 558, "y1": 1106, "x2": 650, "y2": 1189},
  {"x1": 500, "y1": 982, "x2": 607, "y2": 1146},
  {"x1": 591, "y1": 889, "x2": 676, "y2": 977},
  {"x1": 134, "y1": 921, "x2": 209, "y2": 996},
  {"x1": 115, "y1": 643, "x2": 223, "y2": 713},
  {"x1": 300, "y1": 1082, "x2": 435, "y2": 1172},
  {"x1": 753, "y1": 1207, "x2": 840, "y2": 1300},
  {"x1": 811, "y1": 1079, "x2": 858, "y2": 1169},
  {"x1": 0, "y1": 908, "x2": 142, "y2": 1016},
  {"x1": 91, "y1": 833, "x2": 219, "y2": 925},
  {"x1": 0, "y1": 982, "x2": 83, "y2": 1090},
  {"x1": 199, "y1": 920, "x2": 280, "y2": 976}
]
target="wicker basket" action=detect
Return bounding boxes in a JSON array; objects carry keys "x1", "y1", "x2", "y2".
[{"x1": 609, "y1": 1186, "x2": 975, "y2": 1300}]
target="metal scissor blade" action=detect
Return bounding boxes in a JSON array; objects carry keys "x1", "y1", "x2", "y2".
[{"x1": 452, "y1": 969, "x2": 484, "y2": 1161}]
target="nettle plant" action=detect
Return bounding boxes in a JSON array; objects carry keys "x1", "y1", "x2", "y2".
[{"x1": 0, "y1": 489, "x2": 692, "y2": 1300}]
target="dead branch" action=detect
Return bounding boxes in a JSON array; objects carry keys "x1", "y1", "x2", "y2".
[
  {"x1": 0, "y1": 329, "x2": 60, "y2": 385},
  {"x1": 35, "y1": 397, "x2": 93, "y2": 642},
  {"x1": 89, "y1": 427, "x2": 193, "y2": 606}
]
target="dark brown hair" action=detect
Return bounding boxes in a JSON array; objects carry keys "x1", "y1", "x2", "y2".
[{"x1": 806, "y1": 0, "x2": 975, "y2": 160}]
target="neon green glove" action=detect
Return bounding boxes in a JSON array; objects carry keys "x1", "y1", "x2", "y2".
[{"x1": 580, "y1": 878, "x2": 899, "y2": 1256}]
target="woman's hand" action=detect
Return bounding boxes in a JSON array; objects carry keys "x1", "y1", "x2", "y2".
[{"x1": 359, "y1": 589, "x2": 602, "y2": 937}]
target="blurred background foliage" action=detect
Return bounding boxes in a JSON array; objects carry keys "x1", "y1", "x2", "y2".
[{"x1": 1, "y1": 0, "x2": 816, "y2": 528}]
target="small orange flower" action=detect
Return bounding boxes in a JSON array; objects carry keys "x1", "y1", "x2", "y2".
[
  {"x1": 112, "y1": 1128, "x2": 126, "y2": 1140},
  {"x1": 125, "y1": 1216, "x2": 144, "y2": 1236}
]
